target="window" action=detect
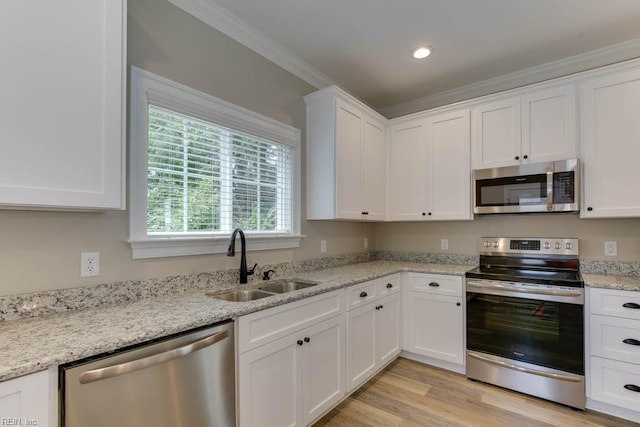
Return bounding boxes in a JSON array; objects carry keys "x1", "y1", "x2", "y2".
[{"x1": 129, "y1": 68, "x2": 301, "y2": 259}]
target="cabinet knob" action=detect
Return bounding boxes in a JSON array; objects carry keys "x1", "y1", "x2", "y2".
[
  {"x1": 515, "y1": 156, "x2": 520, "y2": 160},
  {"x1": 297, "y1": 340, "x2": 303, "y2": 346},
  {"x1": 456, "y1": 302, "x2": 461, "y2": 307},
  {"x1": 360, "y1": 291, "x2": 368, "y2": 298},
  {"x1": 422, "y1": 212, "x2": 426, "y2": 216},
  {"x1": 623, "y1": 338, "x2": 640, "y2": 346},
  {"x1": 428, "y1": 282, "x2": 440, "y2": 287},
  {"x1": 523, "y1": 155, "x2": 528, "y2": 160},
  {"x1": 624, "y1": 384, "x2": 640, "y2": 393},
  {"x1": 362, "y1": 211, "x2": 366, "y2": 215},
  {"x1": 375, "y1": 305, "x2": 380, "y2": 310},
  {"x1": 386, "y1": 283, "x2": 393, "y2": 289},
  {"x1": 428, "y1": 212, "x2": 432, "y2": 216},
  {"x1": 304, "y1": 337, "x2": 310, "y2": 343},
  {"x1": 623, "y1": 302, "x2": 640, "y2": 309},
  {"x1": 587, "y1": 207, "x2": 593, "y2": 212}
]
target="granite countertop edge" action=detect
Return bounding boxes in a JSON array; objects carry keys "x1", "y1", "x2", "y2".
[{"x1": 2, "y1": 261, "x2": 639, "y2": 382}]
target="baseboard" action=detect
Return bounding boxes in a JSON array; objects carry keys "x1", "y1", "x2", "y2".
[
  {"x1": 586, "y1": 397, "x2": 640, "y2": 423},
  {"x1": 400, "y1": 351, "x2": 466, "y2": 374}
]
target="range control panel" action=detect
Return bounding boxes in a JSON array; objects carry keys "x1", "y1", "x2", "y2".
[{"x1": 478, "y1": 237, "x2": 579, "y2": 256}]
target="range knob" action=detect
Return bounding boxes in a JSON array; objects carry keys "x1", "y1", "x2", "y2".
[
  {"x1": 565, "y1": 242, "x2": 573, "y2": 250},
  {"x1": 554, "y1": 242, "x2": 561, "y2": 249},
  {"x1": 484, "y1": 241, "x2": 491, "y2": 248},
  {"x1": 492, "y1": 241, "x2": 499, "y2": 248},
  {"x1": 544, "y1": 242, "x2": 551, "y2": 249}
]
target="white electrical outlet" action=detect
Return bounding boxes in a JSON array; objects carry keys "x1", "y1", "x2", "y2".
[
  {"x1": 604, "y1": 241, "x2": 618, "y2": 257},
  {"x1": 364, "y1": 237, "x2": 369, "y2": 249},
  {"x1": 320, "y1": 240, "x2": 327, "y2": 253},
  {"x1": 441, "y1": 239, "x2": 449, "y2": 251},
  {"x1": 81, "y1": 252, "x2": 100, "y2": 277}
]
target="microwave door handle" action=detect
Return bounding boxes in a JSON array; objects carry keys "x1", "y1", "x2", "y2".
[{"x1": 546, "y1": 169, "x2": 553, "y2": 211}]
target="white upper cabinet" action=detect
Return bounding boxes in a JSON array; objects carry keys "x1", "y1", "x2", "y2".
[
  {"x1": 0, "y1": 0, "x2": 126, "y2": 210},
  {"x1": 389, "y1": 108, "x2": 472, "y2": 221},
  {"x1": 305, "y1": 86, "x2": 387, "y2": 221},
  {"x1": 580, "y1": 68, "x2": 640, "y2": 218},
  {"x1": 427, "y1": 109, "x2": 472, "y2": 220},
  {"x1": 388, "y1": 119, "x2": 429, "y2": 221},
  {"x1": 472, "y1": 85, "x2": 576, "y2": 169}
]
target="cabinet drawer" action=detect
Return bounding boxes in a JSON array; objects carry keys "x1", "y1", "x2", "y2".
[
  {"x1": 591, "y1": 356, "x2": 640, "y2": 412},
  {"x1": 238, "y1": 290, "x2": 344, "y2": 354},
  {"x1": 590, "y1": 288, "x2": 640, "y2": 320},
  {"x1": 377, "y1": 274, "x2": 401, "y2": 298},
  {"x1": 406, "y1": 273, "x2": 462, "y2": 297},
  {"x1": 591, "y1": 314, "x2": 640, "y2": 364},
  {"x1": 346, "y1": 280, "x2": 378, "y2": 311}
]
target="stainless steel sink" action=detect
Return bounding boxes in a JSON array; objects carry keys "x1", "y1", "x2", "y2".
[
  {"x1": 258, "y1": 280, "x2": 318, "y2": 294},
  {"x1": 207, "y1": 289, "x2": 274, "y2": 302}
]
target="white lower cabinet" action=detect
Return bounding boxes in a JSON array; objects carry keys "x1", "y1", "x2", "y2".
[
  {"x1": 0, "y1": 370, "x2": 52, "y2": 427},
  {"x1": 403, "y1": 273, "x2": 465, "y2": 368},
  {"x1": 345, "y1": 275, "x2": 401, "y2": 392},
  {"x1": 588, "y1": 288, "x2": 640, "y2": 416},
  {"x1": 237, "y1": 290, "x2": 345, "y2": 427}
]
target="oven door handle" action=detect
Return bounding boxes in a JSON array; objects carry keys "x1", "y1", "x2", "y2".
[
  {"x1": 466, "y1": 280, "x2": 583, "y2": 297},
  {"x1": 468, "y1": 352, "x2": 583, "y2": 383}
]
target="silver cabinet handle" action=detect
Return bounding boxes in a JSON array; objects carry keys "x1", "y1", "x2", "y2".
[
  {"x1": 79, "y1": 329, "x2": 229, "y2": 384},
  {"x1": 468, "y1": 352, "x2": 582, "y2": 383}
]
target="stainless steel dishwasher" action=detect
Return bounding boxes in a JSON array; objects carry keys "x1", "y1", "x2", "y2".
[{"x1": 60, "y1": 320, "x2": 235, "y2": 427}]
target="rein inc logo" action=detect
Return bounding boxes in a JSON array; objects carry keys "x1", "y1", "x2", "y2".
[{"x1": 1, "y1": 418, "x2": 38, "y2": 426}]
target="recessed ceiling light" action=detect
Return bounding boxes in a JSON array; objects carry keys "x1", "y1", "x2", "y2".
[{"x1": 413, "y1": 47, "x2": 432, "y2": 59}]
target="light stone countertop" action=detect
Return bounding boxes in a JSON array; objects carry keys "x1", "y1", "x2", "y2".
[
  {"x1": 0, "y1": 261, "x2": 470, "y2": 382},
  {"x1": 583, "y1": 273, "x2": 640, "y2": 292},
  {"x1": 2, "y1": 260, "x2": 638, "y2": 383}
]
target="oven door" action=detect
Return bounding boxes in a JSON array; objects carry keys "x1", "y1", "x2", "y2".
[{"x1": 466, "y1": 284, "x2": 584, "y2": 375}]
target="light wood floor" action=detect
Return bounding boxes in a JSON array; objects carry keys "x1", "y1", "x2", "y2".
[{"x1": 314, "y1": 358, "x2": 639, "y2": 427}]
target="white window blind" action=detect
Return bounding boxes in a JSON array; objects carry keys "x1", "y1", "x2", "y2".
[{"x1": 147, "y1": 105, "x2": 293, "y2": 236}]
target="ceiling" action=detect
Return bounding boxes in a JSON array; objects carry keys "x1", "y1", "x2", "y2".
[{"x1": 172, "y1": 0, "x2": 640, "y2": 116}]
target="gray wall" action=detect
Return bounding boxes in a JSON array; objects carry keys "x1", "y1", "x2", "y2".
[{"x1": 0, "y1": 0, "x2": 372, "y2": 296}]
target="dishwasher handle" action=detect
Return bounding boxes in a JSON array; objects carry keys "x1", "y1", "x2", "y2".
[{"x1": 79, "y1": 329, "x2": 229, "y2": 384}]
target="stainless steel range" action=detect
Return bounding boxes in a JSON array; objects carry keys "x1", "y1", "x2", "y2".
[{"x1": 465, "y1": 237, "x2": 585, "y2": 409}]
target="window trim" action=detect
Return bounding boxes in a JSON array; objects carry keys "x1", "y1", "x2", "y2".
[{"x1": 128, "y1": 67, "x2": 302, "y2": 259}]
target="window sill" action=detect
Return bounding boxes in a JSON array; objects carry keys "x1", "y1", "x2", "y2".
[{"x1": 128, "y1": 235, "x2": 304, "y2": 259}]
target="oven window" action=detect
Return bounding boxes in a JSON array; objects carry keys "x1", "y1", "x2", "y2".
[
  {"x1": 476, "y1": 174, "x2": 547, "y2": 207},
  {"x1": 467, "y1": 293, "x2": 584, "y2": 374}
]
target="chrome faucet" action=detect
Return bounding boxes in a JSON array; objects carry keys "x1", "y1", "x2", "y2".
[{"x1": 227, "y1": 228, "x2": 256, "y2": 284}]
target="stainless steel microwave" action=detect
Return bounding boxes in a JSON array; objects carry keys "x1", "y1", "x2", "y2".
[{"x1": 473, "y1": 159, "x2": 579, "y2": 214}]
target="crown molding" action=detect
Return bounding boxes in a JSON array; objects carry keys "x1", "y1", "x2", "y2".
[
  {"x1": 168, "y1": 0, "x2": 335, "y2": 90},
  {"x1": 380, "y1": 37, "x2": 640, "y2": 118}
]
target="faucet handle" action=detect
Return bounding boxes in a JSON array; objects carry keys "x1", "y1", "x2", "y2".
[
  {"x1": 247, "y1": 263, "x2": 257, "y2": 276},
  {"x1": 262, "y1": 269, "x2": 275, "y2": 280}
]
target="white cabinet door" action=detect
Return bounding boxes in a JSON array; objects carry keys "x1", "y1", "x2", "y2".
[
  {"x1": 0, "y1": 371, "x2": 51, "y2": 427},
  {"x1": 472, "y1": 98, "x2": 521, "y2": 169},
  {"x1": 238, "y1": 335, "x2": 300, "y2": 427},
  {"x1": 581, "y1": 68, "x2": 640, "y2": 218},
  {"x1": 404, "y1": 291, "x2": 464, "y2": 365},
  {"x1": 376, "y1": 293, "x2": 402, "y2": 366},
  {"x1": 521, "y1": 86, "x2": 576, "y2": 164},
  {"x1": 346, "y1": 302, "x2": 377, "y2": 392},
  {"x1": 427, "y1": 109, "x2": 472, "y2": 220},
  {"x1": 0, "y1": 0, "x2": 125, "y2": 210},
  {"x1": 305, "y1": 86, "x2": 387, "y2": 221},
  {"x1": 335, "y1": 100, "x2": 364, "y2": 220},
  {"x1": 388, "y1": 120, "x2": 429, "y2": 220},
  {"x1": 301, "y1": 316, "x2": 345, "y2": 425},
  {"x1": 362, "y1": 117, "x2": 387, "y2": 220}
]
